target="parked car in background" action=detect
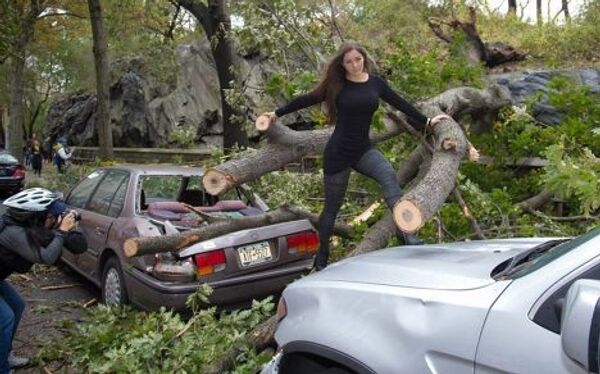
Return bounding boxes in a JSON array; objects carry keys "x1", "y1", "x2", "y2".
[
  {"x1": 263, "y1": 229, "x2": 600, "y2": 374},
  {"x1": 61, "y1": 165, "x2": 318, "y2": 311},
  {"x1": 0, "y1": 151, "x2": 25, "y2": 194}
]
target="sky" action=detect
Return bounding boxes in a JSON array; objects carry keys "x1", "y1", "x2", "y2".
[{"x1": 483, "y1": 0, "x2": 586, "y2": 23}]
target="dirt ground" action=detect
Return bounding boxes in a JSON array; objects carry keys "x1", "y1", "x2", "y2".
[{"x1": 8, "y1": 263, "x2": 97, "y2": 373}]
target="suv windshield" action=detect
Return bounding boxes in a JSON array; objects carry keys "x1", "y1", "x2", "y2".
[{"x1": 501, "y1": 227, "x2": 600, "y2": 279}]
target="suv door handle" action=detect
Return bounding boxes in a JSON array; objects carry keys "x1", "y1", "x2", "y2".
[{"x1": 95, "y1": 227, "x2": 106, "y2": 235}]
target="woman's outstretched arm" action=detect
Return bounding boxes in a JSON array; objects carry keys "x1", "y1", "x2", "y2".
[{"x1": 274, "y1": 91, "x2": 324, "y2": 117}]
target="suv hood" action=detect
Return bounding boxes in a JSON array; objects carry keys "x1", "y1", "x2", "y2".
[{"x1": 310, "y1": 238, "x2": 558, "y2": 290}]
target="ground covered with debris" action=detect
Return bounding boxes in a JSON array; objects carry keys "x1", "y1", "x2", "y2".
[{"x1": 9, "y1": 263, "x2": 96, "y2": 373}]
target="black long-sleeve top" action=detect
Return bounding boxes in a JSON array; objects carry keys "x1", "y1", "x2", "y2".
[{"x1": 275, "y1": 75, "x2": 428, "y2": 174}]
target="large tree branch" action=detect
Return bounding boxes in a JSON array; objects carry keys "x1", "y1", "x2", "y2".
[{"x1": 124, "y1": 205, "x2": 351, "y2": 257}]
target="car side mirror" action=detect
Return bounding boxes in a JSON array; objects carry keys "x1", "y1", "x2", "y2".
[{"x1": 561, "y1": 279, "x2": 600, "y2": 373}]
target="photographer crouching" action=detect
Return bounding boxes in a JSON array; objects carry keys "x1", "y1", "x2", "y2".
[{"x1": 0, "y1": 188, "x2": 87, "y2": 374}]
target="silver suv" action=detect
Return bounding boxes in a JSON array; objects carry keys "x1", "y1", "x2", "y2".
[{"x1": 263, "y1": 229, "x2": 600, "y2": 374}]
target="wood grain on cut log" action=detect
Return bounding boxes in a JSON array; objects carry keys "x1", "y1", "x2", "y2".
[
  {"x1": 123, "y1": 205, "x2": 352, "y2": 257},
  {"x1": 349, "y1": 146, "x2": 427, "y2": 256},
  {"x1": 393, "y1": 118, "x2": 469, "y2": 233}
]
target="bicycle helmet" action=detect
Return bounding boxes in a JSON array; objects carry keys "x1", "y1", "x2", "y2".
[{"x1": 3, "y1": 188, "x2": 59, "y2": 212}]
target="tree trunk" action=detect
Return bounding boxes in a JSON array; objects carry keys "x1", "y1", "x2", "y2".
[
  {"x1": 177, "y1": 0, "x2": 249, "y2": 149},
  {"x1": 508, "y1": 0, "x2": 517, "y2": 16},
  {"x1": 562, "y1": 0, "x2": 570, "y2": 22},
  {"x1": 7, "y1": 53, "x2": 25, "y2": 161},
  {"x1": 536, "y1": 0, "x2": 543, "y2": 25},
  {"x1": 88, "y1": 0, "x2": 113, "y2": 160},
  {"x1": 393, "y1": 118, "x2": 469, "y2": 233},
  {"x1": 428, "y1": 7, "x2": 526, "y2": 68},
  {"x1": 124, "y1": 205, "x2": 352, "y2": 257}
]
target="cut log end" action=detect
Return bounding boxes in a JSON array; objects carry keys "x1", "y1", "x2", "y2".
[
  {"x1": 393, "y1": 200, "x2": 424, "y2": 233},
  {"x1": 123, "y1": 239, "x2": 138, "y2": 258},
  {"x1": 255, "y1": 115, "x2": 271, "y2": 131},
  {"x1": 441, "y1": 138, "x2": 458, "y2": 150},
  {"x1": 202, "y1": 169, "x2": 231, "y2": 196}
]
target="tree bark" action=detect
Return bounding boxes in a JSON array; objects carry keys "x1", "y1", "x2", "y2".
[
  {"x1": 6, "y1": 1, "x2": 44, "y2": 161},
  {"x1": 177, "y1": 0, "x2": 249, "y2": 149},
  {"x1": 8, "y1": 52, "x2": 26, "y2": 161},
  {"x1": 536, "y1": 0, "x2": 543, "y2": 25},
  {"x1": 508, "y1": 0, "x2": 517, "y2": 16},
  {"x1": 124, "y1": 205, "x2": 352, "y2": 257},
  {"x1": 517, "y1": 190, "x2": 554, "y2": 212},
  {"x1": 562, "y1": 0, "x2": 570, "y2": 22},
  {"x1": 427, "y1": 7, "x2": 526, "y2": 68},
  {"x1": 88, "y1": 0, "x2": 114, "y2": 160},
  {"x1": 393, "y1": 118, "x2": 469, "y2": 233}
]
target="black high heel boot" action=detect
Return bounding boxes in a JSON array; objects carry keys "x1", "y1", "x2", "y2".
[
  {"x1": 397, "y1": 230, "x2": 425, "y2": 245},
  {"x1": 313, "y1": 251, "x2": 328, "y2": 271}
]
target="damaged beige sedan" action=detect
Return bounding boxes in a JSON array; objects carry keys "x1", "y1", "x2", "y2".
[{"x1": 61, "y1": 165, "x2": 317, "y2": 311}]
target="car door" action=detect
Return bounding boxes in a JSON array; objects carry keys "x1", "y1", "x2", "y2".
[
  {"x1": 63, "y1": 169, "x2": 107, "y2": 268},
  {"x1": 475, "y1": 233, "x2": 600, "y2": 374},
  {"x1": 76, "y1": 170, "x2": 130, "y2": 280}
]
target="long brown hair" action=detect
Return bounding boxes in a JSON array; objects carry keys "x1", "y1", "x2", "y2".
[{"x1": 311, "y1": 40, "x2": 375, "y2": 125}]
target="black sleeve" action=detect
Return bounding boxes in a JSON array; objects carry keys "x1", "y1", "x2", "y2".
[
  {"x1": 275, "y1": 91, "x2": 324, "y2": 117},
  {"x1": 377, "y1": 77, "x2": 428, "y2": 132},
  {"x1": 64, "y1": 230, "x2": 88, "y2": 255}
]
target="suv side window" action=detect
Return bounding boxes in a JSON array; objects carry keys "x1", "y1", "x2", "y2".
[
  {"x1": 67, "y1": 169, "x2": 107, "y2": 209},
  {"x1": 533, "y1": 259, "x2": 600, "y2": 334},
  {"x1": 87, "y1": 170, "x2": 129, "y2": 216}
]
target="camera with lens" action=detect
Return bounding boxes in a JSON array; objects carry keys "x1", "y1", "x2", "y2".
[{"x1": 63, "y1": 210, "x2": 82, "y2": 222}]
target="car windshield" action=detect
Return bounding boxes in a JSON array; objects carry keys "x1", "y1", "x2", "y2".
[{"x1": 502, "y1": 226, "x2": 600, "y2": 279}]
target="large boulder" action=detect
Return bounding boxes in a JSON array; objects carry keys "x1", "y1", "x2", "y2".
[
  {"x1": 489, "y1": 68, "x2": 600, "y2": 125},
  {"x1": 44, "y1": 41, "x2": 277, "y2": 148}
]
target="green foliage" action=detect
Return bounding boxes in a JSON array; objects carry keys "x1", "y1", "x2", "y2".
[
  {"x1": 168, "y1": 128, "x2": 197, "y2": 149},
  {"x1": 542, "y1": 142, "x2": 600, "y2": 215},
  {"x1": 37, "y1": 285, "x2": 274, "y2": 373},
  {"x1": 382, "y1": 36, "x2": 484, "y2": 101}
]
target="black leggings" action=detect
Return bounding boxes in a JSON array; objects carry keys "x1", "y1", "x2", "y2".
[{"x1": 316, "y1": 148, "x2": 401, "y2": 265}]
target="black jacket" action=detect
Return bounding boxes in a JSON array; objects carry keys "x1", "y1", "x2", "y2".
[{"x1": 0, "y1": 215, "x2": 87, "y2": 280}]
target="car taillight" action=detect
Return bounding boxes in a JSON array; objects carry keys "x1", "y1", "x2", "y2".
[
  {"x1": 276, "y1": 296, "x2": 287, "y2": 322},
  {"x1": 13, "y1": 166, "x2": 25, "y2": 178},
  {"x1": 286, "y1": 231, "x2": 319, "y2": 254},
  {"x1": 152, "y1": 253, "x2": 195, "y2": 282},
  {"x1": 194, "y1": 249, "x2": 227, "y2": 276}
]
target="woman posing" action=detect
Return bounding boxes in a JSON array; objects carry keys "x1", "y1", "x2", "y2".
[{"x1": 261, "y1": 41, "x2": 472, "y2": 270}]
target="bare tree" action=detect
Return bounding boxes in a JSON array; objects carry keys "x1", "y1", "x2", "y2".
[
  {"x1": 562, "y1": 0, "x2": 571, "y2": 22},
  {"x1": 508, "y1": 0, "x2": 517, "y2": 16},
  {"x1": 88, "y1": 0, "x2": 114, "y2": 160}
]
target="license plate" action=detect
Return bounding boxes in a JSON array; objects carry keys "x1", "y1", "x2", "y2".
[{"x1": 237, "y1": 241, "x2": 272, "y2": 267}]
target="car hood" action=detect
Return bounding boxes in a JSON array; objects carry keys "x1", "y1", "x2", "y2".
[{"x1": 309, "y1": 238, "x2": 560, "y2": 290}]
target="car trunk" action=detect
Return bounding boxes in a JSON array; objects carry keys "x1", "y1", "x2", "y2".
[{"x1": 143, "y1": 201, "x2": 316, "y2": 282}]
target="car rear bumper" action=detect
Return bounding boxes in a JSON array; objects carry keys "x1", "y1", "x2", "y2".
[
  {"x1": 124, "y1": 259, "x2": 313, "y2": 311},
  {"x1": 0, "y1": 177, "x2": 24, "y2": 190}
]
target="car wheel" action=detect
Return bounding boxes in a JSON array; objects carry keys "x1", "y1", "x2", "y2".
[{"x1": 101, "y1": 256, "x2": 129, "y2": 306}]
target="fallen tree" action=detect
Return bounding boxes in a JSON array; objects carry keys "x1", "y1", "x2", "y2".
[
  {"x1": 200, "y1": 84, "x2": 511, "y2": 373},
  {"x1": 427, "y1": 6, "x2": 527, "y2": 67},
  {"x1": 123, "y1": 205, "x2": 353, "y2": 257}
]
